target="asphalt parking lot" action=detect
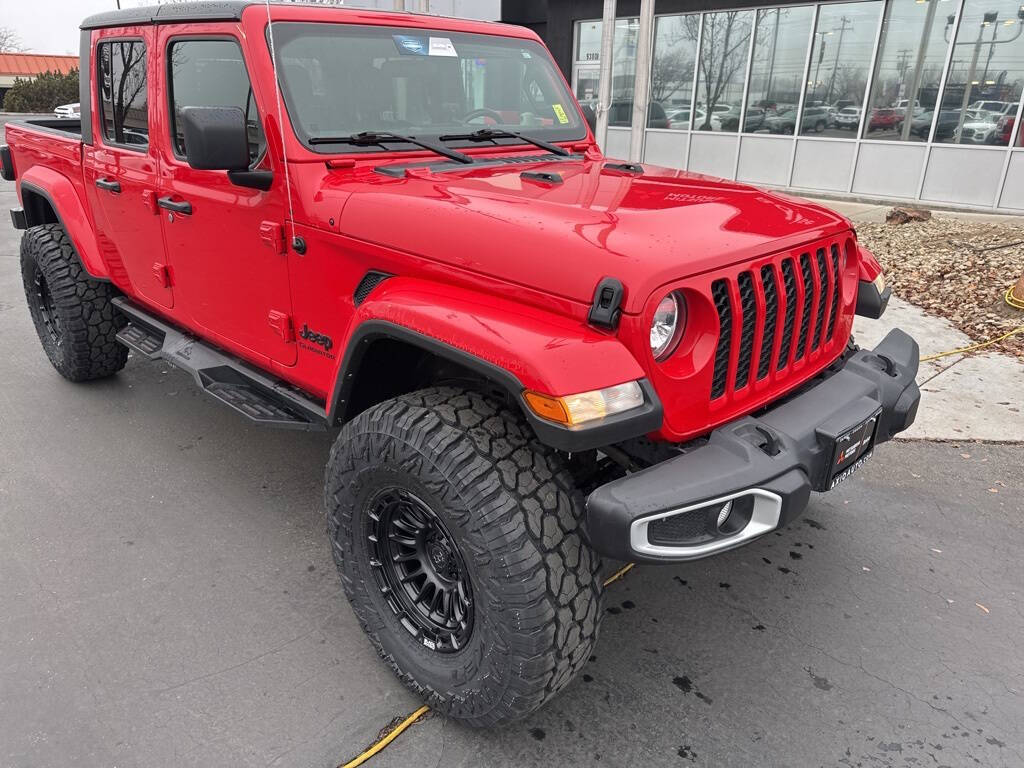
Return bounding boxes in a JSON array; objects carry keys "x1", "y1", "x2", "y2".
[{"x1": 1, "y1": 179, "x2": 1023, "y2": 768}]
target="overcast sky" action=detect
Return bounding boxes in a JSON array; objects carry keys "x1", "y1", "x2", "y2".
[
  {"x1": 4, "y1": 0, "x2": 118, "y2": 55},
  {"x1": 2, "y1": 0, "x2": 500, "y2": 56}
]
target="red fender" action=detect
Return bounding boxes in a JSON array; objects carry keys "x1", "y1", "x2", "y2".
[
  {"x1": 329, "y1": 277, "x2": 646, "y2": 419},
  {"x1": 19, "y1": 166, "x2": 109, "y2": 280}
]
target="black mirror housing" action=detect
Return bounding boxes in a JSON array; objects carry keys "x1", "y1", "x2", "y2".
[{"x1": 181, "y1": 106, "x2": 251, "y2": 171}]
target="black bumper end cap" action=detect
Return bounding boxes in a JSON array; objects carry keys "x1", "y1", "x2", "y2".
[
  {"x1": 0, "y1": 145, "x2": 14, "y2": 182},
  {"x1": 856, "y1": 280, "x2": 891, "y2": 319},
  {"x1": 10, "y1": 207, "x2": 27, "y2": 230}
]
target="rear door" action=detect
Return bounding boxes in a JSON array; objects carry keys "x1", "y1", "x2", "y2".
[
  {"x1": 155, "y1": 28, "x2": 295, "y2": 366},
  {"x1": 82, "y1": 29, "x2": 172, "y2": 308}
]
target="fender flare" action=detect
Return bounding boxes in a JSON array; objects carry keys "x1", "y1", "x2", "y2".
[
  {"x1": 327, "y1": 279, "x2": 663, "y2": 452},
  {"x1": 18, "y1": 167, "x2": 109, "y2": 281}
]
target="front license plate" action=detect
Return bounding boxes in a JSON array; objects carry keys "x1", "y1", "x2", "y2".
[{"x1": 827, "y1": 410, "x2": 881, "y2": 490}]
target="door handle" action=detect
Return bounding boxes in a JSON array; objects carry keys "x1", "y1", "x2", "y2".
[
  {"x1": 95, "y1": 178, "x2": 121, "y2": 193},
  {"x1": 157, "y1": 196, "x2": 192, "y2": 215}
]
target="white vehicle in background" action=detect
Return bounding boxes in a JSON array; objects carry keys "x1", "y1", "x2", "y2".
[
  {"x1": 834, "y1": 106, "x2": 862, "y2": 130},
  {"x1": 955, "y1": 110, "x2": 1001, "y2": 144},
  {"x1": 967, "y1": 100, "x2": 1015, "y2": 116},
  {"x1": 666, "y1": 106, "x2": 706, "y2": 128},
  {"x1": 53, "y1": 103, "x2": 80, "y2": 119},
  {"x1": 893, "y1": 99, "x2": 924, "y2": 117}
]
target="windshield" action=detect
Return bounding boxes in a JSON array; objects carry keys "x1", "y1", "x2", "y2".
[{"x1": 271, "y1": 22, "x2": 586, "y2": 152}]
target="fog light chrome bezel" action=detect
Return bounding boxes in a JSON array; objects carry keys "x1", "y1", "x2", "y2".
[{"x1": 630, "y1": 489, "x2": 782, "y2": 560}]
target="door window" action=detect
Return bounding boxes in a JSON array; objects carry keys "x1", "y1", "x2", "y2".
[
  {"x1": 167, "y1": 39, "x2": 266, "y2": 165},
  {"x1": 97, "y1": 40, "x2": 149, "y2": 150}
]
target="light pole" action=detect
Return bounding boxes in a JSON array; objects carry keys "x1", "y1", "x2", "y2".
[
  {"x1": 824, "y1": 16, "x2": 852, "y2": 105},
  {"x1": 900, "y1": 0, "x2": 940, "y2": 140},
  {"x1": 812, "y1": 30, "x2": 833, "y2": 102},
  {"x1": 946, "y1": 7, "x2": 1024, "y2": 144}
]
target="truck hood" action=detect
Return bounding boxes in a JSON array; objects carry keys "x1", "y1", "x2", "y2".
[{"x1": 330, "y1": 154, "x2": 850, "y2": 314}]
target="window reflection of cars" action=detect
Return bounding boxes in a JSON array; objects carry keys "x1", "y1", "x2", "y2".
[
  {"x1": 995, "y1": 115, "x2": 1017, "y2": 146},
  {"x1": 765, "y1": 106, "x2": 797, "y2": 134},
  {"x1": 867, "y1": 108, "x2": 903, "y2": 133},
  {"x1": 892, "y1": 99, "x2": 924, "y2": 117},
  {"x1": 693, "y1": 102, "x2": 733, "y2": 129},
  {"x1": 608, "y1": 100, "x2": 671, "y2": 129},
  {"x1": 834, "y1": 106, "x2": 862, "y2": 130},
  {"x1": 955, "y1": 110, "x2": 1001, "y2": 144},
  {"x1": 711, "y1": 106, "x2": 766, "y2": 132},
  {"x1": 666, "y1": 106, "x2": 705, "y2": 127},
  {"x1": 967, "y1": 100, "x2": 1015, "y2": 117}
]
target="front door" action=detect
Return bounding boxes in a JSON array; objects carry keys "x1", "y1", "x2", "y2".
[
  {"x1": 82, "y1": 31, "x2": 172, "y2": 308},
  {"x1": 155, "y1": 30, "x2": 295, "y2": 366}
]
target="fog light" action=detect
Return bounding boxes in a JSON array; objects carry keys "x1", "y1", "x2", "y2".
[{"x1": 716, "y1": 500, "x2": 733, "y2": 530}]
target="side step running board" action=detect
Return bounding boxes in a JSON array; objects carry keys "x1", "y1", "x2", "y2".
[{"x1": 113, "y1": 298, "x2": 329, "y2": 431}]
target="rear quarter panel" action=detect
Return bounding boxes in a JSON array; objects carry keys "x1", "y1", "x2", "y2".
[{"x1": 6, "y1": 122, "x2": 109, "y2": 280}]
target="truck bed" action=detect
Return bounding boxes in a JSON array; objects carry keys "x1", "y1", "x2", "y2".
[
  {"x1": 3, "y1": 117, "x2": 85, "y2": 197},
  {"x1": 3, "y1": 117, "x2": 88, "y2": 239},
  {"x1": 12, "y1": 118, "x2": 83, "y2": 139}
]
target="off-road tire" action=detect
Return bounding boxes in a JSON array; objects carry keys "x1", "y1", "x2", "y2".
[
  {"x1": 20, "y1": 223, "x2": 128, "y2": 382},
  {"x1": 325, "y1": 387, "x2": 603, "y2": 726}
]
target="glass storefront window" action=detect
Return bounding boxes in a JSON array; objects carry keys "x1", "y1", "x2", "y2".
[
  {"x1": 695, "y1": 10, "x2": 755, "y2": 132},
  {"x1": 801, "y1": 0, "x2": 883, "y2": 136},
  {"x1": 865, "y1": 0, "x2": 956, "y2": 142},
  {"x1": 936, "y1": 0, "x2": 1024, "y2": 145},
  {"x1": 747, "y1": 6, "x2": 815, "y2": 134},
  {"x1": 573, "y1": 19, "x2": 644, "y2": 126},
  {"x1": 650, "y1": 15, "x2": 700, "y2": 130}
]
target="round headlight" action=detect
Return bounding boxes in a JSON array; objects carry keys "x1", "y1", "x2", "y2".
[{"x1": 650, "y1": 293, "x2": 684, "y2": 360}]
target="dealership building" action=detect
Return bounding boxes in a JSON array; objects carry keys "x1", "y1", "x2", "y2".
[{"x1": 500, "y1": 0, "x2": 1024, "y2": 212}]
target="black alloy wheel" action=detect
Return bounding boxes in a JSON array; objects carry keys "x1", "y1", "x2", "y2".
[
  {"x1": 367, "y1": 487, "x2": 473, "y2": 653},
  {"x1": 32, "y1": 269, "x2": 63, "y2": 347}
]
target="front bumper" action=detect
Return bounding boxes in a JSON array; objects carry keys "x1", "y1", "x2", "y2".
[{"x1": 586, "y1": 329, "x2": 921, "y2": 563}]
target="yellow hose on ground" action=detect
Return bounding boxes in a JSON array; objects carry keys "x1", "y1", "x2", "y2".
[
  {"x1": 919, "y1": 286, "x2": 1023, "y2": 363},
  {"x1": 338, "y1": 562, "x2": 638, "y2": 766},
  {"x1": 339, "y1": 706, "x2": 430, "y2": 768}
]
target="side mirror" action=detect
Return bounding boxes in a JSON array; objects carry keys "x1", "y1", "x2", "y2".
[{"x1": 180, "y1": 106, "x2": 272, "y2": 191}]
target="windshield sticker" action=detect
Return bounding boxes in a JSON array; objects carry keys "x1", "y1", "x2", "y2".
[
  {"x1": 428, "y1": 37, "x2": 458, "y2": 57},
  {"x1": 393, "y1": 35, "x2": 427, "y2": 56},
  {"x1": 552, "y1": 104, "x2": 570, "y2": 124}
]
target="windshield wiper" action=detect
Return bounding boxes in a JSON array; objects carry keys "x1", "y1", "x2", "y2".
[
  {"x1": 308, "y1": 131, "x2": 473, "y2": 165},
  {"x1": 438, "y1": 128, "x2": 571, "y2": 157}
]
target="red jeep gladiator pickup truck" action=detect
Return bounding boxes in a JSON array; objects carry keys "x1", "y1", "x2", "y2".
[{"x1": 2, "y1": 1, "x2": 919, "y2": 726}]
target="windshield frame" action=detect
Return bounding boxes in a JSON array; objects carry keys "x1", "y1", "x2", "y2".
[{"x1": 266, "y1": 21, "x2": 588, "y2": 156}]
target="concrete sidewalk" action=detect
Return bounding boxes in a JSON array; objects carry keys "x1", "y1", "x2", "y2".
[
  {"x1": 816, "y1": 198, "x2": 1024, "y2": 443},
  {"x1": 853, "y1": 297, "x2": 1024, "y2": 442}
]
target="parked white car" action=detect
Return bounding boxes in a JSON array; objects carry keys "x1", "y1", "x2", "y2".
[
  {"x1": 834, "y1": 106, "x2": 862, "y2": 129},
  {"x1": 955, "y1": 110, "x2": 1001, "y2": 144},
  {"x1": 666, "y1": 106, "x2": 706, "y2": 128},
  {"x1": 893, "y1": 99, "x2": 925, "y2": 117},
  {"x1": 967, "y1": 100, "x2": 1015, "y2": 116},
  {"x1": 53, "y1": 102, "x2": 81, "y2": 119}
]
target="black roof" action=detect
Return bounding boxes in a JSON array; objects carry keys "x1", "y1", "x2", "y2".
[{"x1": 81, "y1": 1, "x2": 251, "y2": 30}]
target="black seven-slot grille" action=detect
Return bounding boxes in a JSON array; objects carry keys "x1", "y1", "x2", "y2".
[{"x1": 710, "y1": 242, "x2": 844, "y2": 400}]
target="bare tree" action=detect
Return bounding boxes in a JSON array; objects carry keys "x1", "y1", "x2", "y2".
[
  {"x1": 690, "y1": 12, "x2": 753, "y2": 130},
  {"x1": 650, "y1": 48, "x2": 695, "y2": 105},
  {"x1": 0, "y1": 26, "x2": 26, "y2": 53}
]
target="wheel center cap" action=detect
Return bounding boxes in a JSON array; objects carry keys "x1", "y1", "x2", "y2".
[{"x1": 428, "y1": 541, "x2": 450, "y2": 567}]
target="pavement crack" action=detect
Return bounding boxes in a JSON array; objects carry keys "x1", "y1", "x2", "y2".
[{"x1": 151, "y1": 624, "x2": 322, "y2": 695}]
